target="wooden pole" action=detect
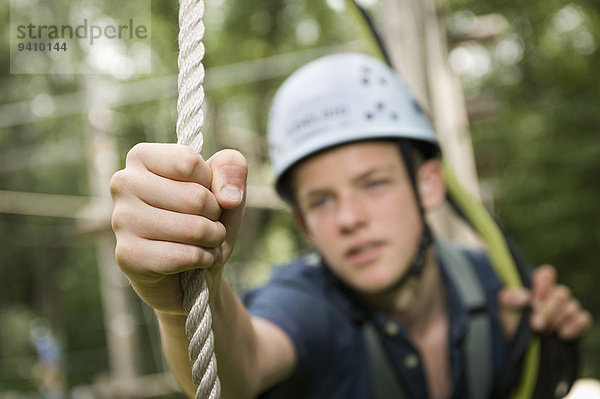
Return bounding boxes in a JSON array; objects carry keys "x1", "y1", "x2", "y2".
[
  {"x1": 377, "y1": 0, "x2": 481, "y2": 245},
  {"x1": 84, "y1": 74, "x2": 140, "y2": 384}
]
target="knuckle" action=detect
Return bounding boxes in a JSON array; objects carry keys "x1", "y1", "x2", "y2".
[
  {"x1": 114, "y1": 240, "x2": 135, "y2": 270},
  {"x1": 179, "y1": 245, "x2": 204, "y2": 267},
  {"x1": 110, "y1": 210, "x2": 121, "y2": 233},
  {"x1": 535, "y1": 264, "x2": 555, "y2": 282},
  {"x1": 567, "y1": 315, "x2": 589, "y2": 338},
  {"x1": 564, "y1": 301, "x2": 578, "y2": 317},
  {"x1": 540, "y1": 264, "x2": 555, "y2": 273},
  {"x1": 222, "y1": 166, "x2": 248, "y2": 188},
  {"x1": 226, "y1": 149, "x2": 249, "y2": 170},
  {"x1": 110, "y1": 206, "x2": 124, "y2": 232},
  {"x1": 175, "y1": 147, "x2": 201, "y2": 179},
  {"x1": 555, "y1": 285, "x2": 571, "y2": 301},
  {"x1": 211, "y1": 149, "x2": 249, "y2": 182},
  {"x1": 181, "y1": 217, "x2": 226, "y2": 248},
  {"x1": 109, "y1": 170, "x2": 127, "y2": 198},
  {"x1": 182, "y1": 219, "x2": 225, "y2": 247},
  {"x1": 569, "y1": 298, "x2": 581, "y2": 311},
  {"x1": 188, "y1": 186, "x2": 209, "y2": 213},
  {"x1": 209, "y1": 222, "x2": 226, "y2": 246},
  {"x1": 126, "y1": 142, "x2": 147, "y2": 163},
  {"x1": 216, "y1": 222, "x2": 227, "y2": 242},
  {"x1": 213, "y1": 149, "x2": 248, "y2": 168},
  {"x1": 110, "y1": 205, "x2": 132, "y2": 233},
  {"x1": 544, "y1": 265, "x2": 557, "y2": 279},
  {"x1": 584, "y1": 312, "x2": 593, "y2": 329},
  {"x1": 181, "y1": 219, "x2": 206, "y2": 243}
]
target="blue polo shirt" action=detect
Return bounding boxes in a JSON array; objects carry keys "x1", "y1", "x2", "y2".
[{"x1": 243, "y1": 248, "x2": 507, "y2": 398}]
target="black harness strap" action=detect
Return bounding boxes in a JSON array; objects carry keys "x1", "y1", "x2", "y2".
[
  {"x1": 437, "y1": 240, "x2": 494, "y2": 399},
  {"x1": 363, "y1": 322, "x2": 407, "y2": 399},
  {"x1": 362, "y1": 240, "x2": 494, "y2": 399}
]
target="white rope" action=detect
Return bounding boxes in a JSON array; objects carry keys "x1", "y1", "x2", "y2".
[{"x1": 176, "y1": 0, "x2": 221, "y2": 398}]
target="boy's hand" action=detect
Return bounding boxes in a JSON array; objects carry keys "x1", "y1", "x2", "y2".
[
  {"x1": 499, "y1": 265, "x2": 592, "y2": 340},
  {"x1": 110, "y1": 143, "x2": 247, "y2": 314}
]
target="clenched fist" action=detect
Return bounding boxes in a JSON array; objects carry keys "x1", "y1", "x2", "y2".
[{"x1": 110, "y1": 143, "x2": 248, "y2": 314}]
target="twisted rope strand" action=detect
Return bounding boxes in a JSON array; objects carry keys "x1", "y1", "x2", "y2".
[
  {"x1": 176, "y1": 0, "x2": 221, "y2": 398},
  {"x1": 181, "y1": 270, "x2": 220, "y2": 399},
  {"x1": 177, "y1": 0, "x2": 206, "y2": 153}
]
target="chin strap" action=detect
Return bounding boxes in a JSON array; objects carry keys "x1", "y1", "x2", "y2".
[
  {"x1": 380, "y1": 141, "x2": 433, "y2": 295},
  {"x1": 381, "y1": 227, "x2": 432, "y2": 295},
  {"x1": 398, "y1": 140, "x2": 432, "y2": 267}
]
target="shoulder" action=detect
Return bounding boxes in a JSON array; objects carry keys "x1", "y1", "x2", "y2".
[
  {"x1": 243, "y1": 255, "x2": 357, "y2": 395},
  {"x1": 437, "y1": 240, "x2": 504, "y2": 300},
  {"x1": 243, "y1": 254, "x2": 328, "y2": 320},
  {"x1": 461, "y1": 247, "x2": 505, "y2": 294},
  {"x1": 242, "y1": 253, "x2": 341, "y2": 351},
  {"x1": 244, "y1": 253, "x2": 330, "y2": 302},
  {"x1": 439, "y1": 242, "x2": 509, "y2": 377}
]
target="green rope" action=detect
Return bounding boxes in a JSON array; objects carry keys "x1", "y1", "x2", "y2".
[
  {"x1": 344, "y1": 1, "x2": 541, "y2": 397},
  {"x1": 442, "y1": 165, "x2": 521, "y2": 288},
  {"x1": 443, "y1": 164, "x2": 540, "y2": 399}
]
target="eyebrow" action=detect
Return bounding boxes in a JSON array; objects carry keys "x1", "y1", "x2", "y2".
[
  {"x1": 301, "y1": 164, "x2": 395, "y2": 200},
  {"x1": 351, "y1": 166, "x2": 392, "y2": 183}
]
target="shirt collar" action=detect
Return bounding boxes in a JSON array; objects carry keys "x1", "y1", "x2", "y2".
[{"x1": 318, "y1": 252, "x2": 471, "y2": 344}]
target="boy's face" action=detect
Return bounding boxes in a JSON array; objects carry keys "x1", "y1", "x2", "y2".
[{"x1": 293, "y1": 141, "x2": 429, "y2": 294}]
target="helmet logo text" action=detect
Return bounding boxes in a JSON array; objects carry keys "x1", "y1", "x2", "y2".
[{"x1": 288, "y1": 104, "x2": 349, "y2": 137}]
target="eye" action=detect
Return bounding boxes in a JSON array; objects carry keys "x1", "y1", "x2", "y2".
[
  {"x1": 366, "y1": 179, "x2": 388, "y2": 189},
  {"x1": 308, "y1": 194, "x2": 333, "y2": 209}
]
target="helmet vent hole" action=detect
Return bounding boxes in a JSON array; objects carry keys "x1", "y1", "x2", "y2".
[
  {"x1": 379, "y1": 77, "x2": 387, "y2": 85},
  {"x1": 390, "y1": 112, "x2": 399, "y2": 120},
  {"x1": 377, "y1": 102, "x2": 385, "y2": 110},
  {"x1": 361, "y1": 66, "x2": 372, "y2": 85},
  {"x1": 412, "y1": 99, "x2": 424, "y2": 115},
  {"x1": 365, "y1": 112, "x2": 374, "y2": 120}
]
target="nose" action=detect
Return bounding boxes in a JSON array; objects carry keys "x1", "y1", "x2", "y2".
[{"x1": 336, "y1": 192, "x2": 367, "y2": 234}]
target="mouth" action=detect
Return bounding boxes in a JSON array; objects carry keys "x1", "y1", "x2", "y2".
[{"x1": 345, "y1": 241, "x2": 385, "y2": 265}]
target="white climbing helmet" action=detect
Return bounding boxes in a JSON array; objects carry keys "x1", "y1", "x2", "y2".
[{"x1": 268, "y1": 52, "x2": 439, "y2": 198}]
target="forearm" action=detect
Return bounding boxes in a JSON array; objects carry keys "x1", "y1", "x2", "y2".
[
  {"x1": 211, "y1": 275, "x2": 262, "y2": 398},
  {"x1": 156, "y1": 274, "x2": 261, "y2": 399},
  {"x1": 155, "y1": 310, "x2": 196, "y2": 398},
  {"x1": 213, "y1": 276, "x2": 296, "y2": 397}
]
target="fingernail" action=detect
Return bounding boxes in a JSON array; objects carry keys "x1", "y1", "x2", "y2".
[{"x1": 221, "y1": 185, "x2": 242, "y2": 203}]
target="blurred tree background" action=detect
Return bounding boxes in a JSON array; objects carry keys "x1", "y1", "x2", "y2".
[
  {"x1": 447, "y1": 0, "x2": 600, "y2": 376},
  {"x1": 0, "y1": 0, "x2": 597, "y2": 397}
]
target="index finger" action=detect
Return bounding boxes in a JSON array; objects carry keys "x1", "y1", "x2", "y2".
[{"x1": 126, "y1": 143, "x2": 212, "y2": 186}]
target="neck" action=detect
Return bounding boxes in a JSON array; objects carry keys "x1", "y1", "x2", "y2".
[{"x1": 362, "y1": 247, "x2": 447, "y2": 334}]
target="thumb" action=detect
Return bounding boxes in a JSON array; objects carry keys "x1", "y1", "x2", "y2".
[{"x1": 207, "y1": 149, "x2": 248, "y2": 260}]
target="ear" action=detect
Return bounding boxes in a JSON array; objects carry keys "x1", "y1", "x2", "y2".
[
  {"x1": 417, "y1": 159, "x2": 446, "y2": 211},
  {"x1": 293, "y1": 208, "x2": 314, "y2": 244}
]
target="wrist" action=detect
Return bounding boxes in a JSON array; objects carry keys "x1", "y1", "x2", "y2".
[
  {"x1": 155, "y1": 309, "x2": 187, "y2": 327},
  {"x1": 129, "y1": 274, "x2": 186, "y2": 315},
  {"x1": 208, "y1": 266, "x2": 229, "y2": 315}
]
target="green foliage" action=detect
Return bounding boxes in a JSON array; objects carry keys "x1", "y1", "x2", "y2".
[
  {"x1": 451, "y1": 0, "x2": 600, "y2": 377},
  {"x1": 1, "y1": 0, "x2": 598, "y2": 393},
  {"x1": 0, "y1": 0, "x2": 357, "y2": 393}
]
